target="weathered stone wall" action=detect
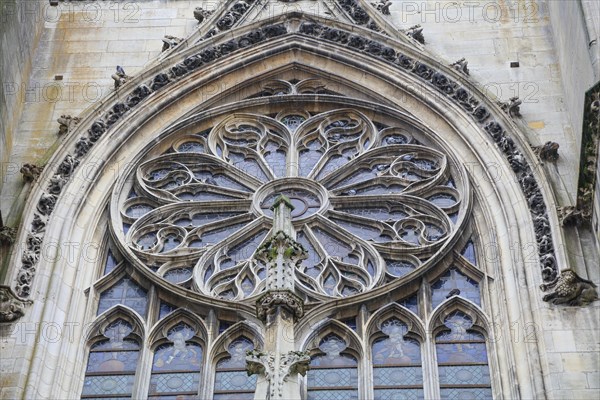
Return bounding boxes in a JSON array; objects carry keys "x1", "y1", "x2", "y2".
[
  {"x1": 0, "y1": 0, "x2": 45, "y2": 198},
  {"x1": 0, "y1": 0, "x2": 202, "y2": 228}
]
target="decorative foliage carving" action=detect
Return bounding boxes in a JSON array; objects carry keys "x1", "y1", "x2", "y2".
[
  {"x1": 337, "y1": 0, "x2": 384, "y2": 32},
  {"x1": 257, "y1": 290, "x2": 305, "y2": 321},
  {"x1": 532, "y1": 141, "x2": 560, "y2": 162},
  {"x1": 20, "y1": 164, "x2": 43, "y2": 182},
  {"x1": 540, "y1": 269, "x2": 598, "y2": 306},
  {"x1": 246, "y1": 350, "x2": 310, "y2": 398},
  {"x1": 0, "y1": 286, "x2": 32, "y2": 323}
]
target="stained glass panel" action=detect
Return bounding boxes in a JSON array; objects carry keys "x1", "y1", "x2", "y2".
[
  {"x1": 97, "y1": 278, "x2": 148, "y2": 317},
  {"x1": 374, "y1": 388, "x2": 424, "y2": 400},
  {"x1": 104, "y1": 250, "x2": 118, "y2": 275},
  {"x1": 440, "y1": 388, "x2": 493, "y2": 400},
  {"x1": 431, "y1": 268, "x2": 480, "y2": 309},
  {"x1": 307, "y1": 390, "x2": 359, "y2": 400},
  {"x1": 213, "y1": 337, "x2": 256, "y2": 399},
  {"x1": 438, "y1": 365, "x2": 491, "y2": 385},
  {"x1": 82, "y1": 320, "x2": 139, "y2": 399}
]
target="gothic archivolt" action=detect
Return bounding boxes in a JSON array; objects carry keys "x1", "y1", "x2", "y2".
[{"x1": 8, "y1": 11, "x2": 575, "y2": 309}]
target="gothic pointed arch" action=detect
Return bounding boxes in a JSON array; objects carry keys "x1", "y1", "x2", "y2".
[{"x1": 3, "y1": 4, "x2": 592, "y2": 400}]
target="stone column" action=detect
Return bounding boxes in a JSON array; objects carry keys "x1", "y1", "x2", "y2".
[{"x1": 246, "y1": 195, "x2": 310, "y2": 400}]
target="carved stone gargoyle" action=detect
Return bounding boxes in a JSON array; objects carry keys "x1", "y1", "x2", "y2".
[
  {"x1": 371, "y1": 0, "x2": 392, "y2": 15},
  {"x1": 405, "y1": 25, "x2": 425, "y2": 44},
  {"x1": 20, "y1": 163, "x2": 44, "y2": 182},
  {"x1": 532, "y1": 141, "x2": 560, "y2": 162},
  {"x1": 111, "y1": 66, "x2": 129, "y2": 89},
  {"x1": 0, "y1": 226, "x2": 17, "y2": 246},
  {"x1": 0, "y1": 286, "x2": 32, "y2": 323},
  {"x1": 194, "y1": 7, "x2": 214, "y2": 23},
  {"x1": 557, "y1": 205, "x2": 590, "y2": 227},
  {"x1": 450, "y1": 57, "x2": 469, "y2": 75},
  {"x1": 541, "y1": 269, "x2": 598, "y2": 306},
  {"x1": 499, "y1": 96, "x2": 522, "y2": 118},
  {"x1": 162, "y1": 35, "x2": 183, "y2": 52},
  {"x1": 57, "y1": 115, "x2": 81, "y2": 135}
]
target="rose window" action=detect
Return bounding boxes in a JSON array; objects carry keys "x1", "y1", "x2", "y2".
[{"x1": 115, "y1": 108, "x2": 465, "y2": 301}]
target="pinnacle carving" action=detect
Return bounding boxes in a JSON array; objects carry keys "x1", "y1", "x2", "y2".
[{"x1": 254, "y1": 194, "x2": 307, "y2": 321}]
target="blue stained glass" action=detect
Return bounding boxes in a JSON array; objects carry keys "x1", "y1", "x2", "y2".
[
  {"x1": 97, "y1": 278, "x2": 148, "y2": 317},
  {"x1": 436, "y1": 343, "x2": 488, "y2": 364},
  {"x1": 221, "y1": 230, "x2": 267, "y2": 268},
  {"x1": 438, "y1": 365, "x2": 491, "y2": 385},
  {"x1": 177, "y1": 141, "x2": 204, "y2": 153},
  {"x1": 81, "y1": 375, "x2": 135, "y2": 396},
  {"x1": 229, "y1": 152, "x2": 268, "y2": 182},
  {"x1": 312, "y1": 228, "x2": 357, "y2": 263},
  {"x1": 398, "y1": 295, "x2": 419, "y2": 315},
  {"x1": 149, "y1": 372, "x2": 198, "y2": 394},
  {"x1": 163, "y1": 268, "x2": 192, "y2": 284},
  {"x1": 218, "y1": 321, "x2": 232, "y2": 334},
  {"x1": 373, "y1": 366, "x2": 423, "y2": 386},
  {"x1": 440, "y1": 388, "x2": 493, "y2": 400},
  {"x1": 307, "y1": 368, "x2": 358, "y2": 387},
  {"x1": 297, "y1": 231, "x2": 323, "y2": 270},
  {"x1": 461, "y1": 240, "x2": 477, "y2": 265},
  {"x1": 372, "y1": 336, "x2": 421, "y2": 365},
  {"x1": 158, "y1": 302, "x2": 176, "y2": 319},
  {"x1": 375, "y1": 388, "x2": 424, "y2": 400},
  {"x1": 386, "y1": 260, "x2": 416, "y2": 278},
  {"x1": 218, "y1": 338, "x2": 255, "y2": 368},
  {"x1": 299, "y1": 140, "x2": 324, "y2": 177},
  {"x1": 213, "y1": 394, "x2": 255, "y2": 400},
  {"x1": 86, "y1": 348, "x2": 139, "y2": 373},
  {"x1": 428, "y1": 194, "x2": 457, "y2": 208},
  {"x1": 104, "y1": 250, "x2": 118, "y2": 275},
  {"x1": 431, "y1": 268, "x2": 481, "y2": 308},
  {"x1": 214, "y1": 371, "x2": 257, "y2": 391},
  {"x1": 307, "y1": 390, "x2": 358, "y2": 400},
  {"x1": 152, "y1": 342, "x2": 202, "y2": 372},
  {"x1": 126, "y1": 204, "x2": 154, "y2": 218}
]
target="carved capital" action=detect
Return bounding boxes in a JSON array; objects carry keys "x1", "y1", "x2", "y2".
[
  {"x1": 256, "y1": 290, "x2": 304, "y2": 321},
  {"x1": 540, "y1": 269, "x2": 598, "y2": 306},
  {"x1": 0, "y1": 286, "x2": 32, "y2": 323},
  {"x1": 246, "y1": 350, "x2": 310, "y2": 398}
]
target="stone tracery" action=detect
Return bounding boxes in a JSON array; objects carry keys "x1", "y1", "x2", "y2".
[{"x1": 115, "y1": 102, "x2": 464, "y2": 302}]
